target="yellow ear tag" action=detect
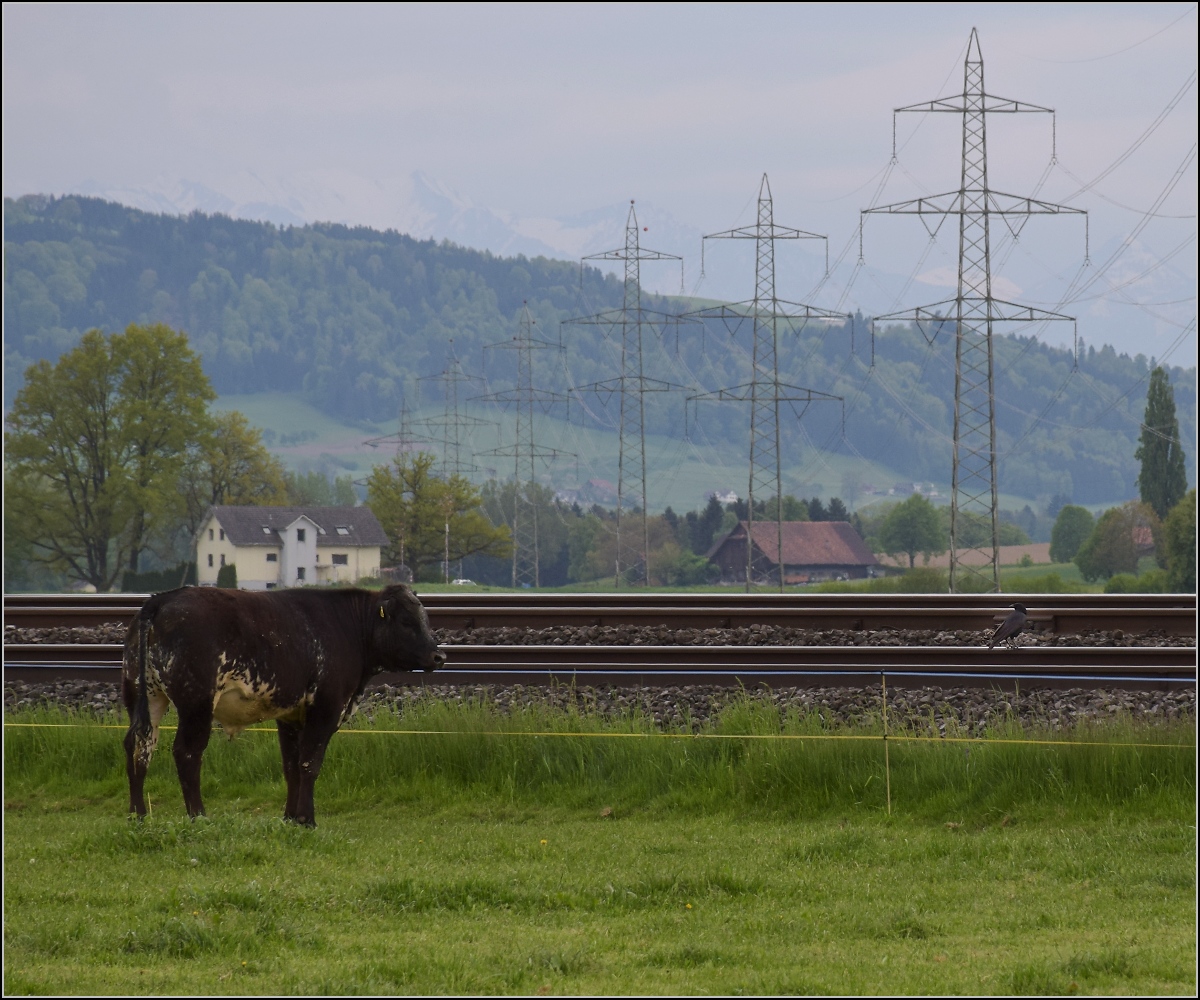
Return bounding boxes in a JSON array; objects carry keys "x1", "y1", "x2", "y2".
[{"x1": 380, "y1": 607, "x2": 385, "y2": 618}]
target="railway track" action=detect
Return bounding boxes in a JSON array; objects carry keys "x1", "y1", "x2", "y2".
[
  {"x1": 6, "y1": 591, "x2": 1197, "y2": 633},
  {"x1": 5, "y1": 592, "x2": 1195, "y2": 689}
]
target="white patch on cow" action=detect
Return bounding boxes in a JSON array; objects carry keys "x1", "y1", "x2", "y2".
[
  {"x1": 134, "y1": 689, "x2": 171, "y2": 767},
  {"x1": 212, "y1": 657, "x2": 310, "y2": 737}
]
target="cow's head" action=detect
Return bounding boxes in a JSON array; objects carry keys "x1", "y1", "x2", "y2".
[{"x1": 370, "y1": 584, "x2": 445, "y2": 673}]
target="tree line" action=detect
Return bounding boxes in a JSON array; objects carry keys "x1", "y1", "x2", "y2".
[{"x1": 6, "y1": 322, "x2": 1194, "y2": 594}]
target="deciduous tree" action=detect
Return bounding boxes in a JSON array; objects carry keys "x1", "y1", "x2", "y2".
[
  {"x1": 1049, "y1": 505, "x2": 1095, "y2": 564},
  {"x1": 178, "y1": 410, "x2": 289, "y2": 540},
  {"x1": 878, "y1": 493, "x2": 947, "y2": 569},
  {"x1": 1161, "y1": 489, "x2": 1196, "y2": 592},
  {"x1": 5, "y1": 325, "x2": 215, "y2": 590},
  {"x1": 1074, "y1": 501, "x2": 1158, "y2": 582},
  {"x1": 366, "y1": 452, "x2": 509, "y2": 580}
]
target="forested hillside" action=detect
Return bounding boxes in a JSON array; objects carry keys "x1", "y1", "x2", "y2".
[{"x1": 5, "y1": 194, "x2": 1194, "y2": 504}]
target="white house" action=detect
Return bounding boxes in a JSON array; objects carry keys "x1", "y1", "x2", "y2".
[{"x1": 196, "y1": 506, "x2": 388, "y2": 590}]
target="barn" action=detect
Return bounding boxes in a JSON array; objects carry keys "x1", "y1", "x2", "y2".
[{"x1": 707, "y1": 520, "x2": 880, "y2": 584}]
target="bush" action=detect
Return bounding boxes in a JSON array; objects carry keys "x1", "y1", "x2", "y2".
[
  {"x1": 121, "y1": 562, "x2": 196, "y2": 593},
  {"x1": 1002, "y1": 572, "x2": 1073, "y2": 593},
  {"x1": 896, "y1": 567, "x2": 948, "y2": 593},
  {"x1": 216, "y1": 563, "x2": 238, "y2": 589},
  {"x1": 1104, "y1": 569, "x2": 1167, "y2": 594}
]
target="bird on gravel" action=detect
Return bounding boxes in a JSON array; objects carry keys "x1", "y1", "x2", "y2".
[{"x1": 988, "y1": 603, "x2": 1028, "y2": 650}]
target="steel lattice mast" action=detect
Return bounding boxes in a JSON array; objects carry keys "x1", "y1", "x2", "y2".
[
  {"x1": 478, "y1": 304, "x2": 572, "y2": 588},
  {"x1": 565, "y1": 201, "x2": 684, "y2": 587},
  {"x1": 688, "y1": 175, "x2": 847, "y2": 592},
  {"x1": 862, "y1": 29, "x2": 1084, "y2": 592},
  {"x1": 417, "y1": 340, "x2": 492, "y2": 478}
]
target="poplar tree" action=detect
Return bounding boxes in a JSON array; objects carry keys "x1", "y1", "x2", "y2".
[{"x1": 1136, "y1": 367, "x2": 1188, "y2": 519}]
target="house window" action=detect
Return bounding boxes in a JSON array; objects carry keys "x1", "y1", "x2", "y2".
[
  {"x1": 220, "y1": 554, "x2": 226, "y2": 567},
  {"x1": 297, "y1": 567, "x2": 306, "y2": 581},
  {"x1": 266, "y1": 582, "x2": 277, "y2": 590},
  {"x1": 219, "y1": 529, "x2": 225, "y2": 540},
  {"x1": 262, "y1": 526, "x2": 272, "y2": 535},
  {"x1": 332, "y1": 554, "x2": 348, "y2": 565},
  {"x1": 266, "y1": 553, "x2": 277, "y2": 562},
  {"x1": 207, "y1": 554, "x2": 213, "y2": 567},
  {"x1": 297, "y1": 529, "x2": 306, "y2": 542},
  {"x1": 208, "y1": 529, "x2": 214, "y2": 540},
  {"x1": 336, "y1": 526, "x2": 350, "y2": 536}
]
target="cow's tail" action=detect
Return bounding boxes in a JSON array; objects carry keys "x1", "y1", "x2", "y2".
[{"x1": 129, "y1": 612, "x2": 154, "y2": 763}]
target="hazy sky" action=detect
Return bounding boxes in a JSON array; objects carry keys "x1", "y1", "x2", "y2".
[{"x1": 4, "y1": 2, "x2": 1196, "y2": 360}]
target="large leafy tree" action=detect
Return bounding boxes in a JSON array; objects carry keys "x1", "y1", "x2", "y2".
[
  {"x1": 115, "y1": 324, "x2": 216, "y2": 570},
  {"x1": 1049, "y1": 505, "x2": 1095, "y2": 564},
  {"x1": 5, "y1": 325, "x2": 215, "y2": 589},
  {"x1": 178, "y1": 410, "x2": 289, "y2": 540},
  {"x1": 1136, "y1": 367, "x2": 1188, "y2": 519},
  {"x1": 366, "y1": 452, "x2": 510, "y2": 580},
  {"x1": 878, "y1": 493, "x2": 947, "y2": 569}
]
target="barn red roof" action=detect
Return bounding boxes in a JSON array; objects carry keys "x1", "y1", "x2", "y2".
[{"x1": 711, "y1": 521, "x2": 878, "y2": 568}]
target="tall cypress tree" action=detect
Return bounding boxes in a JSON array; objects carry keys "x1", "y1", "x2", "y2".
[{"x1": 1135, "y1": 367, "x2": 1188, "y2": 519}]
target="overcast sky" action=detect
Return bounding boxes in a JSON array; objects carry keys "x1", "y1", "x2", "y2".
[{"x1": 4, "y1": 2, "x2": 1196, "y2": 360}]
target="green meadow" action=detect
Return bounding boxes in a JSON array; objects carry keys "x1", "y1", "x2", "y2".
[{"x1": 4, "y1": 697, "x2": 1195, "y2": 995}]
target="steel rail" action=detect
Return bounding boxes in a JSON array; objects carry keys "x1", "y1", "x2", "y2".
[
  {"x1": 5, "y1": 642, "x2": 1195, "y2": 689},
  {"x1": 5, "y1": 592, "x2": 1196, "y2": 635}
]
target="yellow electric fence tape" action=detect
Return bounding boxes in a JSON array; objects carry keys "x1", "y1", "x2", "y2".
[{"x1": 2, "y1": 722, "x2": 1193, "y2": 750}]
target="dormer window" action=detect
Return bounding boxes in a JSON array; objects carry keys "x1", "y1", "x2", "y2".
[{"x1": 297, "y1": 528, "x2": 306, "y2": 542}]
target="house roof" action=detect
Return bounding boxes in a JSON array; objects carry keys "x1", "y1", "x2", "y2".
[
  {"x1": 710, "y1": 520, "x2": 879, "y2": 568},
  {"x1": 203, "y1": 506, "x2": 389, "y2": 547}
]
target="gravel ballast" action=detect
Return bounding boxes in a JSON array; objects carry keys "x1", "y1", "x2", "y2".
[
  {"x1": 5, "y1": 679, "x2": 1193, "y2": 734},
  {"x1": 6, "y1": 622, "x2": 1196, "y2": 648}
]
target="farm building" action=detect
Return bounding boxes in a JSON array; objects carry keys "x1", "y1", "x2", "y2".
[
  {"x1": 707, "y1": 520, "x2": 880, "y2": 584},
  {"x1": 196, "y1": 505, "x2": 387, "y2": 590}
]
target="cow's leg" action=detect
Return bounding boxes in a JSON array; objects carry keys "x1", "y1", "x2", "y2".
[
  {"x1": 277, "y1": 720, "x2": 302, "y2": 821},
  {"x1": 123, "y1": 689, "x2": 169, "y2": 817},
  {"x1": 173, "y1": 705, "x2": 214, "y2": 818},
  {"x1": 293, "y1": 716, "x2": 340, "y2": 828}
]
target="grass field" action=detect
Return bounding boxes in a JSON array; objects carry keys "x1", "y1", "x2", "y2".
[{"x1": 4, "y1": 699, "x2": 1195, "y2": 995}]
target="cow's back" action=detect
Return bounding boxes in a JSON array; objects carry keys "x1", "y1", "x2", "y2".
[{"x1": 126, "y1": 586, "x2": 371, "y2": 732}]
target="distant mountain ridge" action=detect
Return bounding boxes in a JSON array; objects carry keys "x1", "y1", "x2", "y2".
[{"x1": 4, "y1": 194, "x2": 1194, "y2": 505}]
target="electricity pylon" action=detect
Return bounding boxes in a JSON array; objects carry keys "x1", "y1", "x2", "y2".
[
  {"x1": 861, "y1": 28, "x2": 1085, "y2": 592},
  {"x1": 478, "y1": 303, "x2": 573, "y2": 587},
  {"x1": 363, "y1": 394, "x2": 430, "y2": 457},
  {"x1": 687, "y1": 175, "x2": 848, "y2": 592},
  {"x1": 564, "y1": 201, "x2": 686, "y2": 587},
  {"x1": 417, "y1": 339, "x2": 493, "y2": 478}
]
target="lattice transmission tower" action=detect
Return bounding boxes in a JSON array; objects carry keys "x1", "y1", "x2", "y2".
[
  {"x1": 861, "y1": 28, "x2": 1085, "y2": 592},
  {"x1": 687, "y1": 175, "x2": 849, "y2": 592},
  {"x1": 416, "y1": 339, "x2": 493, "y2": 478},
  {"x1": 478, "y1": 303, "x2": 573, "y2": 587},
  {"x1": 564, "y1": 201, "x2": 685, "y2": 587}
]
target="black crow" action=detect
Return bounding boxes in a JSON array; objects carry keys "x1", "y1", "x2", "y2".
[{"x1": 989, "y1": 603, "x2": 1028, "y2": 649}]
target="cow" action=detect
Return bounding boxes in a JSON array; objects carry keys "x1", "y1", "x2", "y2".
[{"x1": 122, "y1": 584, "x2": 445, "y2": 826}]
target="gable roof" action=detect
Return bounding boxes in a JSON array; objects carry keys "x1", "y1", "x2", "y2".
[
  {"x1": 710, "y1": 520, "x2": 878, "y2": 568},
  {"x1": 203, "y1": 506, "x2": 389, "y2": 547}
]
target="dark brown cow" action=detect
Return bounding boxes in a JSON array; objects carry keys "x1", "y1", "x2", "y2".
[{"x1": 122, "y1": 584, "x2": 444, "y2": 826}]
